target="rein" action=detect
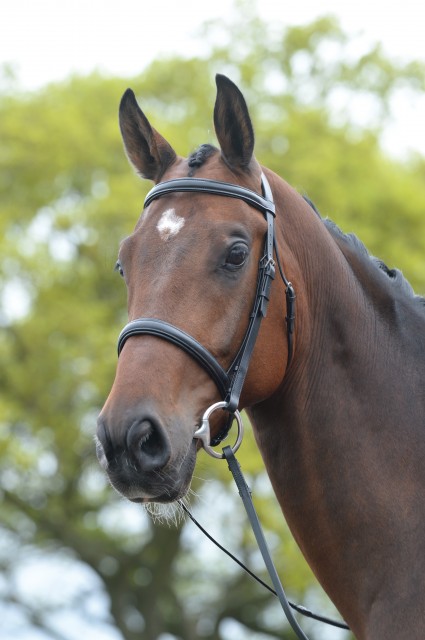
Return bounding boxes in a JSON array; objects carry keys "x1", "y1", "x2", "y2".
[{"x1": 191, "y1": 405, "x2": 350, "y2": 637}]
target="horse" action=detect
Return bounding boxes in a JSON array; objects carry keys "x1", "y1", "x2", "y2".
[{"x1": 96, "y1": 74, "x2": 425, "y2": 639}]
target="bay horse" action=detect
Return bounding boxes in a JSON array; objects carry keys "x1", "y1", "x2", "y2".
[{"x1": 97, "y1": 74, "x2": 425, "y2": 639}]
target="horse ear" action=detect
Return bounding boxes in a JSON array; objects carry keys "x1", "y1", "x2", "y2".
[
  {"x1": 214, "y1": 74, "x2": 255, "y2": 171},
  {"x1": 119, "y1": 89, "x2": 176, "y2": 182}
]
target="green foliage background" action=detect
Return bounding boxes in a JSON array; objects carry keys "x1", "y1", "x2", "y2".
[{"x1": 1, "y1": 9, "x2": 424, "y2": 640}]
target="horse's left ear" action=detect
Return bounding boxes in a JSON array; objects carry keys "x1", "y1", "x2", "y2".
[{"x1": 214, "y1": 74, "x2": 255, "y2": 171}]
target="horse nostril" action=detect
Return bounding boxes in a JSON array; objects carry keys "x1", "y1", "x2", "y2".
[{"x1": 126, "y1": 417, "x2": 171, "y2": 472}]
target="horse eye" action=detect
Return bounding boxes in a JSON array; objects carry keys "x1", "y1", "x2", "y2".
[
  {"x1": 114, "y1": 260, "x2": 124, "y2": 277},
  {"x1": 225, "y1": 243, "x2": 249, "y2": 268}
]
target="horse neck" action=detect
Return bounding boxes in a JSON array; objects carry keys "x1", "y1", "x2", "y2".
[
  {"x1": 268, "y1": 172, "x2": 370, "y2": 372},
  {"x1": 252, "y1": 170, "x2": 380, "y2": 448},
  {"x1": 249, "y1": 172, "x2": 425, "y2": 637}
]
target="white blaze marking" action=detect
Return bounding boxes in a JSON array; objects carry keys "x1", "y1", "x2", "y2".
[{"x1": 156, "y1": 208, "x2": 185, "y2": 240}]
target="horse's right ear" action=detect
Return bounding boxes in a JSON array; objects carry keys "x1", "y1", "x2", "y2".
[{"x1": 119, "y1": 89, "x2": 176, "y2": 182}]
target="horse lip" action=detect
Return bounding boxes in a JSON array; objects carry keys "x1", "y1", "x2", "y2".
[
  {"x1": 127, "y1": 488, "x2": 186, "y2": 504},
  {"x1": 107, "y1": 470, "x2": 190, "y2": 504},
  {"x1": 129, "y1": 496, "x2": 152, "y2": 504}
]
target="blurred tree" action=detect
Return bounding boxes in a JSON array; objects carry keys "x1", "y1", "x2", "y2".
[{"x1": 1, "y1": 6, "x2": 424, "y2": 640}]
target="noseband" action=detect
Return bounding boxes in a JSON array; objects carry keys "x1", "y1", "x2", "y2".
[{"x1": 117, "y1": 172, "x2": 295, "y2": 446}]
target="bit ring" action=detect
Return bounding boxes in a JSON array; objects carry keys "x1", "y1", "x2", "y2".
[{"x1": 193, "y1": 401, "x2": 244, "y2": 459}]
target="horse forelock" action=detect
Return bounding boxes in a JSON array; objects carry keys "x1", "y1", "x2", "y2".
[{"x1": 187, "y1": 144, "x2": 218, "y2": 176}]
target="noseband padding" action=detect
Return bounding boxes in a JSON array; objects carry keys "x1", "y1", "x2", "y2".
[{"x1": 118, "y1": 318, "x2": 230, "y2": 398}]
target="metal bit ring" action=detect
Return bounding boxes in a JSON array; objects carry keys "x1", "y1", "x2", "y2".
[{"x1": 193, "y1": 401, "x2": 244, "y2": 459}]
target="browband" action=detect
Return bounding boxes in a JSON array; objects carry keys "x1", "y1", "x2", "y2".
[{"x1": 144, "y1": 177, "x2": 275, "y2": 216}]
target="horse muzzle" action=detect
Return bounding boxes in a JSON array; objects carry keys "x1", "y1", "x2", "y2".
[{"x1": 96, "y1": 408, "x2": 197, "y2": 503}]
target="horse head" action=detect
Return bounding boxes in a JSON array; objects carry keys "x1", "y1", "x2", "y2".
[{"x1": 96, "y1": 75, "x2": 289, "y2": 503}]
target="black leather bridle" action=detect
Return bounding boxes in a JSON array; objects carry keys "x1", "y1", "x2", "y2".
[
  {"x1": 116, "y1": 174, "x2": 351, "y2": 636},
  {"x1": 117, "y1": 172, "x2": 295, "y2": 445}
]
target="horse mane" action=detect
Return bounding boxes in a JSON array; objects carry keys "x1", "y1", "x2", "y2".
[
  {"x1": 325, "y1": 216, "x2": 424, "y2": 309},
  {"x1": 301, "y1": 195, "x2": 424, "y2": 308}
]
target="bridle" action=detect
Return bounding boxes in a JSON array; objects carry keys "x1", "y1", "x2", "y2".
[
  {"x1": 115, "y1": 173, "x2": 349, "y2": 637},
  {"x1": 117, "y1": 172, "x2": 296, "y2": 450}
]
